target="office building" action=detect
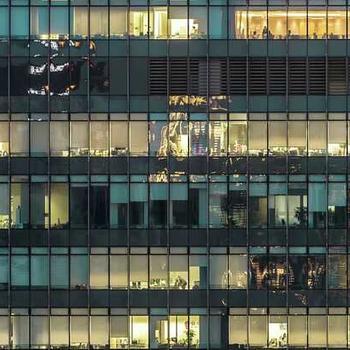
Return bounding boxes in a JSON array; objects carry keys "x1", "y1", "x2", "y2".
[{"x1": 0, "y1": 0, "x2": 349, "y2": 348}]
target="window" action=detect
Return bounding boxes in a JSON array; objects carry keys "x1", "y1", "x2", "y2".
[
  {"x1": 150, "y1": 255, "x2": 168, "y2": 289},
  {"x1": 11, "y1": 7, "x2": 29, "y2": 38},
  {"x1": 288, "y1": 121, "x2": 307, "y2": 156},
  {"x1": 228, "y1": 121, "x2": 247, "y2": 155},
  {"x1": 209, "y1": 121, "x2": 227, "y2": 156},
  {"x1": 189, "y1": 7, "x2": 207, "y2": 39},
  {"x1": 170, "y1": 183, "x2": 187, "y2": 228},
  {"x1": 169, "y1": 7, "x2": 188, "y2": 39},
  {"x1": 308, "y1": 182, "x2": 326, "y2": 228},
  {"x1": 229, "y1": 254, "x2": 247, "y2": 289},
  {"x1": 149, "y1": 184, "x2": 168, "y2": 228},
  {"x1": 210, "y1": 255, "x2": 227, "y2": 289},
  {"x1": 51, "y1": 255, "x2": 69, "y2": 289},
  {"x1": 149, "y1": 7, "x2": 168, "y2": 39},
  {"x1": 328, "y1": 182, "x2": 346, "y2": 227},
  {"x1": 90, "y1": 7, "x2": 108, "y2": 37},
  {"x1": 130, "y1": 255, "x2": 148, "y2": 289},
  {"x1": 70, "y1": 7, "x2": 88, "y2": 38},
  {"x1": 130, "y1": 316, "x2": 149, "y2": 349},
  {"x1": 90, "y1": 183, "x2": 109, "y2": 229},
  {"x1": 90, "y1": 255, "x2": 108, "y2": 289},
  {"x1": 248, "y1": 122, "x2": 267, "y2": 156},
  {"x1": 209, "y1": 183, "x2": 227, "y2": 228},
  {"x1": 50, "y1": 183, "x2": 68, "y2": 228},
  {"x1": 10, "y1": 122, "x2": 29, "y2": 156},
  {"x1": 288, "y1": 9, "x2": 307, "y2": 39},
  {"x1": 30, "y1": 182, "x2": 48, "y2": 229},
  {"x1": 70, "y1": 183, "x2": 88, "y2": 228},
  {"x1": 70, "y1": 121, "x2": 89, "y2": 156},
  {"x1": 31, "y1": 255, "x2": 48, "y2": 288},
  {"x1": 90, "y1": 121, "x2": 109, "y2": 157},
  {"x1": 249, "y1": 183, "x2": 267, "y2": 228},
  {"x1": 130, "y1": 8, "x2": 149, "y2": 38},
  {"x1": 189, "y1": 255, "x2": 207, "y2": 289},
  {"x1": 71, "y1": 316, "x2": 88, "y2": 347},
  {"x1": 50, "y1": 121, "x2": 69, "y2": 156},
  {"x1": 308, "y1": 121, "x2": 326, "y2": 156},
  {"x1": 70, "y1": 255, "x2": 88, "y2": 289},
  {"x1": 130, "y1": 122, "x2": 148, "y2": 156},
  {"x1": 110, "y1": 122, "x2": 128, "y2": 156},
  {"x1": 328, "y1": 8, "x2": 346, "y2": 39},
  {"x1": 169, "y1": 255, "x2": 188, "y2": 289},
  {"x1": 50, "y1": 7, "x2": 69, "y2": 39},
  {"x1": 50, "y1": 316, "x2": 69, "y2": 347},
  {"x1": 130, "y1": 183, "x2": 148, "y2": 228},
  {"x1": 110, "y1": 8, "x2": 128, "y2": 38},
  {"x1": 110, "y1": 183, "x2": 128, "y2": 229},
  {"x1": 190, "y1": 121, "x2": 208, "y2": 156},
  {"x1": 0, "y1": 122, "x2": 8, "y2": 156},
  {"x1": 110, "y1": 255, "x2": 128, "y2": 289},
  {"x1": 308, "y1": 9, "x2": 326, "y2": 39},
  {"x1": 328, "y1": 121, "x2": 346, "y2": 156},
  {"x1": 189, "y1": 182, "x2": 207, "y2": 228}
]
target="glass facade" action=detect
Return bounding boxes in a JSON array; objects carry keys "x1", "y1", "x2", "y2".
[{"x1": 0, "y1": 0, "x2": 350, "y2": 349}]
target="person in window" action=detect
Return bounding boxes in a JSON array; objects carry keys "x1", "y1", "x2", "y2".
[
  {"x1": 174, "y1": 275, "x2": 187, "y2": 289},
  {"x1": 262, "y1": 26, "x2": 268, "y2": 39}
]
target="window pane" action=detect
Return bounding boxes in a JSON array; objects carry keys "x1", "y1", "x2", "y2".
[
  {"x1": 51, "y1": 183, "x2": 68, "y2": 228},
  {"x1": 70, "y1": 7, "x2": 88, "y2": 38},
  {"x1": 110, "y1": 255, "x2": 128, "y2": 289},
  {"x1": 10, "y1": 122, "x2": 29, "y2": 156},
  {"x1": 110, "y1": 8, "x2": 128, "y2": 38},
  {"x1": 50, "y1": 121, "x2": 69, "y2": 156},
  {"x1": 90, "y1": 255, "x2": 108, "y2": 289}
]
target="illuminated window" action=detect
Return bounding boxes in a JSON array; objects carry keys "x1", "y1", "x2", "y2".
[
  {"x1": 308, "y1": 9, "x2": 326, "y2": 39},
  {"x1": 229, "y1": 254, "x2": 247, "y2": 289},
  {"x1": 90, "y1": 7, "x2": 109, "y2": 38},
  {"x1": 0, "y1": 122, "x2": 8, "y2": 156},
  {"x1": 328, "y1": 8, "x2": 346, "y2": 39},
  {"x1": 228, "y1": 121, "x2": 247, "y2": 155},
  {"x1": 232, "y1": 8, "x2": 247, "y2": 39},
  {"x1": 169, "y1": 255, "x2": 188, "y2": 289},
  {"x1": 11, "y1": 183, "x2": 29, "y2": 229},
  {"x1": 189, "y1": 255, "x2": 207, "y2": 289},
  {"x1": 149, "y1": 7, "x2": 168, "y2": 39},
  {"x1": 209, "y1": 121, "x2": 227, "y2": 156},
  {"x1": 70, "y1": 121, "x2": 89, "y2": 156},
  {"x1": 268, "y1": 121, "x2": 287, "y2": 155},
  {"x1": 90, "y1": 121, "x2": 109, "y2": 157},
  {"x1": 130, "y1": 316, "x2": 149, "y2": 349},
  {"x1": 328, "y1": 121, "x2": 346, "y2": 156},
  {"x1": 248, "y1": 9, "x2": 267, "y2": 39},
  {"x1": 50, "y1": 183, "x2": 68, "y2": 229},
  {"x1": 130, "y1": 8, "x2": 149, "y2": 38},
  {"x1": 268, "y1": 316, "x2": 287, "y2": 348},
  {"x1": 130, "y1": 255, "x2": 148, "y2": 289},
  {"x1": 50, "y1": 121, "x2": 69, "y2": 157},
  {"x1": 268, "y1": 9, "x2": 287, "y2": 39},
  {"x1": 169, "y1": 315, "x2": 189, "y2": 347},
  {"x1": 169, "y1": 7, "x2": 188, "y2": 39},
  {"x1": 110, "y1": 7, "x2": 128, "y2": 38},
  {"x1": 70, "y1": 7, "x2": 88, "y2": 38},
  {"x1": 308, "y1": 121, "x2": 326, "y2": 156},
  {"x1": 0, "y1": 183, "x2": 9, "y2": 229},
  {"x1": 189, "y1": 7, "x2": 207, "y2": 39},
  {"x1": 168, "y1": 120, "x2": 188, "y2": 157},
  {"x1": 110, "y1": 255, "x2": 128, "y2": 289},
  {"x1": 150, "y1": 255, "x2": 168, "y2": 289},
  {"x1": 248, "y1": 121, "x2": 267, "y2": 156},
  {"x1": 288, "y1": 121, "x2": 307, "y2": 156},
  {"x1": 288, "y1": 9, "x2": 307, "y2": 38}
]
